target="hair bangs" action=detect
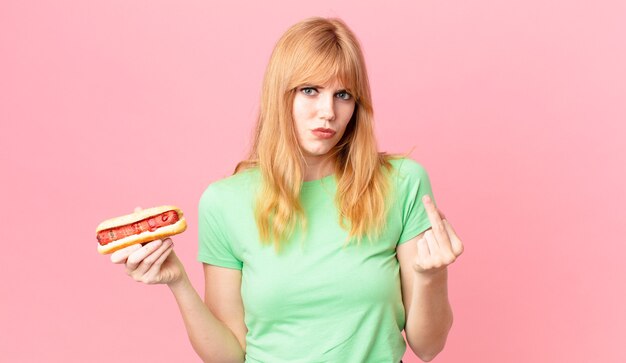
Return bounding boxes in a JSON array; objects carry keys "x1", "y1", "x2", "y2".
[{"x1": 287, "y1": 40, "x2": 359, "y2": 99}]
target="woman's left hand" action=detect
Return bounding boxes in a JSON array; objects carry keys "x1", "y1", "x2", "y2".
[{"x1": 414, "y1": 195, "x2": 464, "y2": 275}]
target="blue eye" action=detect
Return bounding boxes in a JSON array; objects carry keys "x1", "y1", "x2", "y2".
[
  {"x1": 301, "y1": 87, "x2": 317, "y2": 95},
  {"x1": 336, "y1": 91, "x2": 352, "y2": 100}
]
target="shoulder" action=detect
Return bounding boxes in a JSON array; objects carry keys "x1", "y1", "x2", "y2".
[
  {"x1": 199, "y1": 167, "x2": 261, "y2": 208},
  {"x1": 386, "y1": 157, "x2": 430, "y2": 182},
  {"x1": 209, "y1": 167, "x2": 260, "y2": 191}
]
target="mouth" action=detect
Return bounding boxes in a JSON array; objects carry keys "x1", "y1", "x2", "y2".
[{"x1": 311, "y1": 128, "x2": 336, "y2": 139}]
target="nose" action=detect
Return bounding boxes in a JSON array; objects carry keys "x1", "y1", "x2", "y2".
[{"x1": 317, "y1": 94, "x2": 335, "y2": 121}]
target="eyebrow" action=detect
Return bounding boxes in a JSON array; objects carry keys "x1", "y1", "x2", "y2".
[{"x1": 302, "y1": 84, "x2": 350, "y2": 92}]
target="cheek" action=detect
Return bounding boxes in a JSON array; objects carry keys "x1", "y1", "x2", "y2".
[
  {"x1": 337, "y1": 104, "x2": 356, "y2": 129},
  {"x1": 292, "y1": 110, "x2": 305, "y2": 131},
  {"x1": 292, "y1": 98, "x2": 310, "y2": 125},
  {"x1": 291, "y1": 106, "x2": 307, "y2": 142}
]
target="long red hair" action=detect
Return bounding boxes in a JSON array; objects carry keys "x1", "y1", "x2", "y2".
[{"x1": 235, "y1": 17, "x2": 398, "y2": 249}]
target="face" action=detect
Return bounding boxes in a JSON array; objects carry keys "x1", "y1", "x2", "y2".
[{"x1": 291, "y1": 79, "x2": 356, "y2": 161}]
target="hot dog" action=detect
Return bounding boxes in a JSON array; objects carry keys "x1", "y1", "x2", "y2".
[{"x1": 96, "y1": 205, "x2": 187, "y2": 254}]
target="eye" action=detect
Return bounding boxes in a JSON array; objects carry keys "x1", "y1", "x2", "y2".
[
  {"x1": 300, "y1": 87, "x2": 318, "y2": 96},
  {"x1": 336, "y1": 91, "x2": 352, "y2": 100}
]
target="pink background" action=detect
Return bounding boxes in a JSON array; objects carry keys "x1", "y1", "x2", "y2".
[{"x1": 1, "y1": 1, "x2": 625, "y2": 362}]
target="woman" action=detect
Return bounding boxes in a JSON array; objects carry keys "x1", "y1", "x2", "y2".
[{"x1": 112, "y1": 17, "x2": 463, "y2": 363}]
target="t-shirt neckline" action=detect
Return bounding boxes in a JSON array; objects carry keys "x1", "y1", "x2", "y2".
[{"x1": 302, "y1": 174, "x2": 335, "y2": 188}]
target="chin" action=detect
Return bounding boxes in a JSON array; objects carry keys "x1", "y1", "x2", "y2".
[{"x1": 303, "y1": 148, "x2": 333, "y2": 158}]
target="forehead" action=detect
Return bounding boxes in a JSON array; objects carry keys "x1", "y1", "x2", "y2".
[
  {"x1": 305, "y1": 78, "x2": 348, "y2": 90},
  {"x1": 288, "y1": 51, "x2": 358, "y2": 93},
  {"x1": 300, "y1": 74, "x2": 354, "y2": 92}
]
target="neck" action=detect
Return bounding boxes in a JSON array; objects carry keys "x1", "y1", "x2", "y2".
[{"x1": 303, "y1": 155, "x2": 335, "y2": 181}]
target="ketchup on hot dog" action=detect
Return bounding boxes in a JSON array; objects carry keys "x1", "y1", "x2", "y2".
[{"x1": 97, "y1": 210, "x2": 179, "y2": 246}]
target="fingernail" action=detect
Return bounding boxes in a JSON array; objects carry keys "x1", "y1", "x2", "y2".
[{"x1": 423, "y1": 195, "x2": 431, "y2": 203}]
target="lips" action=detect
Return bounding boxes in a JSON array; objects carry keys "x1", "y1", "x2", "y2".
[{"x1": 312, "y1": 128, "x2": 336, "y2": 139}]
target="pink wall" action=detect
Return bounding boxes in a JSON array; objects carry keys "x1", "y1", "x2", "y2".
[{"x1": 2, "y1": 1, "x2": 625, "y2": 362}]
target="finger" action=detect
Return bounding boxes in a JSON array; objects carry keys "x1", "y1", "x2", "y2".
[
  {"x1": 133, "y1": 239, "x2": 173, "y2": 276},
  {"x1": 424, "y1": 230, "x2": 440, "y2": 260},
  {"x1": 422, "y1": 195, "x2": 452, "y2": 250},
  {"x1": 151, "y1": 240, "x2": 174, "y2": 268},
  {"x1": 422, "y1": 195, "x2": 442, "y2": 227},
  {"x1": 126, "y1": 239, "x2": 163, "y2": 272},
  {"x1": 416, "y1": 237, "x2": 430, "y2": 261},
  {"x1": 425, "y1": 229, "x2": 457, "y2": 265},
  {"x1": 437, "y1": 208, "x2": 447, "y2": 220},
  {"x1": 143, "y1": 244, "x2": 175, "y2": 284},
  {"x1": 443, "y1": 219, "x2": 464, "y2": 256},
  {"x1": 111, "y1": 244, "x2": 143, "y2": 264}
]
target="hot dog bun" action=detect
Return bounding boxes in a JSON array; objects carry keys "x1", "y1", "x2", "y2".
[{"x1": 96, "y1": 205, "x2": 187, "y2": 255}]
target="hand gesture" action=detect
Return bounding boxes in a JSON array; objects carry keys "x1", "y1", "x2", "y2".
[{"x1": 414, "y1": 195, "x2": 464, "y2": 275}]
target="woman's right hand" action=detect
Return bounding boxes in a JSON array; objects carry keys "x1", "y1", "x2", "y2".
[
  {"x1": 110, "y1": 207, "x2": 186, "y2": 286},
  {"x1": 111, "y1": 238, "x2": 185, "y2": 285}
]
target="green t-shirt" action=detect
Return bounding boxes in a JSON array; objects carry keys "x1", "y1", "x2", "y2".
[{"x1": 198, "y1": 158, "x2": 434, "y2": 363}]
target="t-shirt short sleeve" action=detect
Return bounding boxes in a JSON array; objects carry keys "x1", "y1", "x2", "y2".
[
  {"x1": 197, "y1": 183, "x2": 243, "y2": 270},
  {"x1": 396, "y1": 158, "x2": 436, "y2": 244}
]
